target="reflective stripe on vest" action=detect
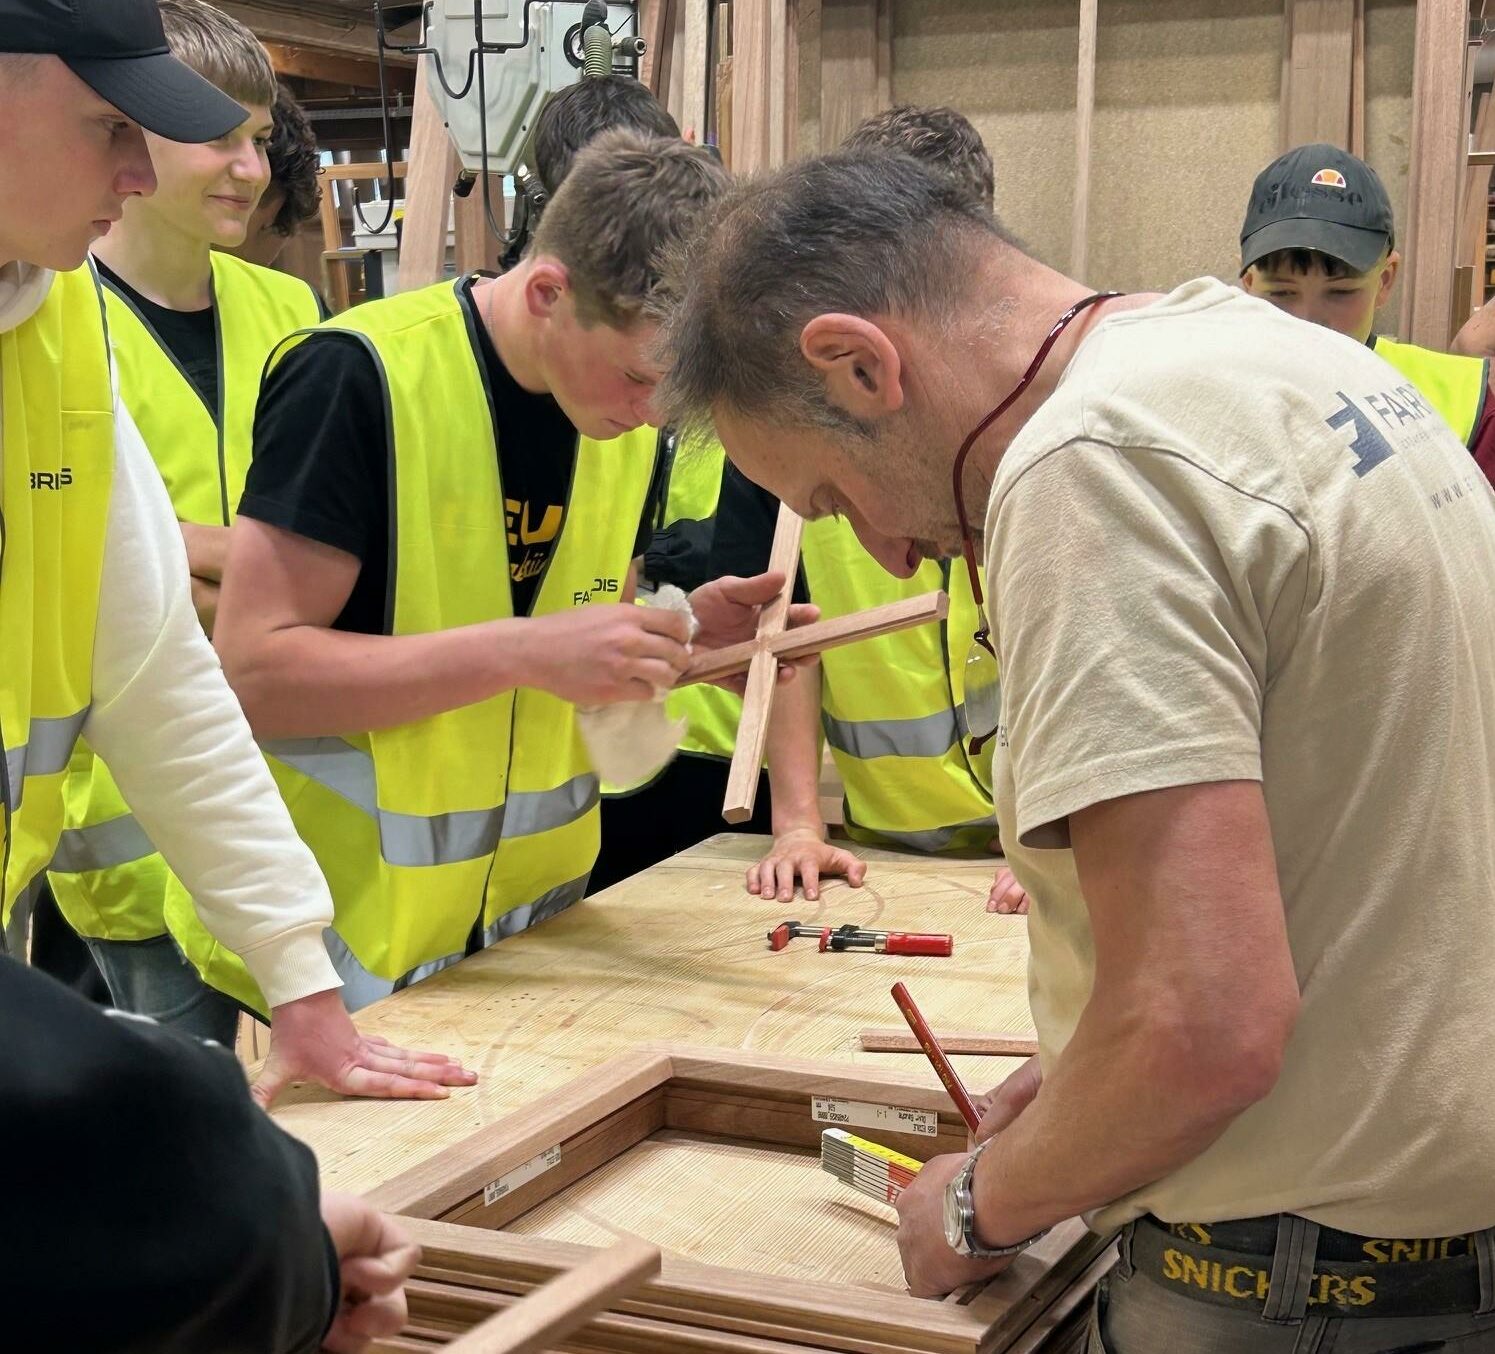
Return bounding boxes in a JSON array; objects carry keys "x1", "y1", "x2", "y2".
[
  {"x1": 1372, "y1": 335, "x2": 1488, "y2": 446},
  {"x1": 165, "y1": 277, "x2": 658, "y2": 1014},
  {"x1": 0, "y1": 264, "x2": 114, "y2": 932},
  {"x1": 322, "y1": 872, "x2": 589, "y2": 1010},
  {"x1": 800, "y1": 518, "x2": 994, "y2": 854},
  {"x1": 263, "y1": 736, "x2": 598, "y2": 867},
  {"x1": 3, "y1": 709, "x2": 91, "y2": 808},
  {"x1": 49, "y1": 255, "x2": 320, "y2": 941}
]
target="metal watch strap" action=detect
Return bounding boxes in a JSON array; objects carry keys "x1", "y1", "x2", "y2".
[{"x1": 951, "y1": 1138, "x2": 1051, "y2": 1259}]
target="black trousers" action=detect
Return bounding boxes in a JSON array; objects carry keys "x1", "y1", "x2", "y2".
[
  {"x1": 28, "y1": 882, "x2": 109, "y2": 1005},
  {"x1": 589, "y1": 754, "x2": 774, "y2": 895}
]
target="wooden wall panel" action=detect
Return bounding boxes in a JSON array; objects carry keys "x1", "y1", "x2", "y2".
[
  {"x1": 1088, "y1": 0, "x2": 1282, "y2": 292},
  {"x1": 891, "y1": 0, "x2": 1080, "y2": 271},
  {"x1": 882, "y1": 0, "x2": 1413, "y2": 295}
]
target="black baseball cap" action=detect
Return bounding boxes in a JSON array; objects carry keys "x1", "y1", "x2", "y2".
[
  {"x1": 0, "y1": 0, "x2": 248, "y2": 143},
  {"x1": 1240, "y1": 144, "x2": 1394, "y2": 275}
]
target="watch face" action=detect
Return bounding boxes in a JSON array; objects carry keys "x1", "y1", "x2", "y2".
[{"x1": 943, "y1": 1173, "x2": 964, "y2": 1251}]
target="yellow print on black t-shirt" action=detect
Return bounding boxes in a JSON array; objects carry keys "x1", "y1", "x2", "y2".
[{"x1": 506, "y1": 496, "x2": 563, "y2": 583}]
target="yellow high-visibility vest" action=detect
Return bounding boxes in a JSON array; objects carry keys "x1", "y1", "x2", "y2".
[
  {"x1": 800, "y1": 519, "x2": 995, "y2": 853},
  {"x1": 166, "y1": 277, "x2": 659, "y2": 1013},
  {"x1": 605, "y1": 435, "x2": 740, "y2": 797},
  {"x1": 0, "y1": 265, "x2": 114, "y2": 948},
  {"x1": 49, "y1": 254, "x2": 319, "y2": 941},
  {"x1": 1372, "y1": 335, "x2": 1488, "y2": 446}
]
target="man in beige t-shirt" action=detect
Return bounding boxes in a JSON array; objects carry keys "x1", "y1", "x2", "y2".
[{"x1": 656, "y1": 150, "x2": 1495, "y2": 1351}]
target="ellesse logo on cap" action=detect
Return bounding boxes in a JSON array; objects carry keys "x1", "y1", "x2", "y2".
[{"x1": 1311, "y1": 168, "x2": 1347, "y2": 188}]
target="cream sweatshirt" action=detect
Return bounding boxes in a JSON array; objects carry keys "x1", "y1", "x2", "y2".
[{"x1": 1, "y1": 262, "x2": 340, "y2": 1008}]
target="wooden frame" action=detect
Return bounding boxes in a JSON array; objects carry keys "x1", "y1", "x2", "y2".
[{"x1": 368, "y1": 1045, "x2": 1113, "y2": 1354}]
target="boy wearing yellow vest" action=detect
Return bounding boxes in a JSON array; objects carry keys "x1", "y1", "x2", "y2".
[
  {"x1": 47, "y1": 1, "x2": 323, "y2": 1045},
  {"x1": 1239, "y1": 144, "x2": 1495, "y2": 489},
  {"x1": 506, "y1": 76, "x2": 773, "y2": 891},
  {"x1": 170, "y1": 131, "x2": 793, "y2": 1064},
  {"x1": 226, "y1": 83, "x2": 324, "y2": 270},
  {"x1": 0, "y1": 2, "x2": 425, "y2": 1345},
  {"x1": 716, "y1": 106, "x2": 1029, "y2": 914}
]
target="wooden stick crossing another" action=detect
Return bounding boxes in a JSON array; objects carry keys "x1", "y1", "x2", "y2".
[
  {"x1": 443, "y1": 1235, "x2": 661, "y2": 1353},
  {"x1": 859, "y1": 1029, "x2": 1039, "y2": 1058},
  {"x1": 677, "y1": 590, "x2": 949, "y2": 687}
]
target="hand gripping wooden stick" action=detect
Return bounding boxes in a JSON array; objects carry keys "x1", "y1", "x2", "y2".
[
  {"x1": 890, "y1": 981, "x2": 983, "y2": 1133},
  {"x1": 676, "y1": 590, "x2": 951, "y2": 687},
  {"x1": 443, "y1": 1235, "x2": 662, "y2": 1353},
  {"x1": 677, "y1": 503, "x2": 950, "y2": 824}
]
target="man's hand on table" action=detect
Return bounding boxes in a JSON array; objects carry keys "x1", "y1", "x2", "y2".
[
  {"x1": 985, "y1": 863, "x2": 1031, "y2": 916},
  {"x1": 253, "y1": 989, "x2": 477, "y2": 1109},
  {"x1": 894, "y1": 1152, "x2": 1017, "y2": 1298},
  {"x1": 748, "y1": 826, "x2": 866, "y2": 902},
  {"x1": 320, "y1": 1193, "x2": 421, "y2": 1353}
]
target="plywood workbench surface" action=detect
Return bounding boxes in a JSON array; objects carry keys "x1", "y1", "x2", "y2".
[{"x1": 275, "y1": 834, "x2": 1031, "y2": 1196}]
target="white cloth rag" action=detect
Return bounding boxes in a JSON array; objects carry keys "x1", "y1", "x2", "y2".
[{"x1": 577, "y1": 585, "x2": 697, "y2": 787}]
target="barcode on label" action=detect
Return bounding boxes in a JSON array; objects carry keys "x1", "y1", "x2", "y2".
[
  {"x1": 811, "y1": 1096, "x2": 938, "y2": 1136},
  {"x1": 483, "y1": 1144, "x2": 562, "y2": 1206}
]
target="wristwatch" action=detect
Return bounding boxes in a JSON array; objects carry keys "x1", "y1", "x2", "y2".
[{"x1": 942, "y1": 1138, "x2": 1050, "y2": 1258}]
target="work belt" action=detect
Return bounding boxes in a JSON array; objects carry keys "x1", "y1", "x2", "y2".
[{"x1": 1127, "y1": 1212, "x2": 1495, "y2": 1321}]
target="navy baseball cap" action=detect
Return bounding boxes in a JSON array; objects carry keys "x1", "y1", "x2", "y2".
[
  {"x1": 1240, "y1": 144, "x2": 1394, "y2": 274},
  {"x1": 0, "y1": 0, "x2": 248, "y2": 143}
]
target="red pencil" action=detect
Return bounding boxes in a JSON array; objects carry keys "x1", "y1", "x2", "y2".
[{"x1": 890, "y1": 981, "x2": 983, "y2": 1133}]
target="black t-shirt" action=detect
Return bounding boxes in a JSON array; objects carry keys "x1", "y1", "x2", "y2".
[
  {"x1": 708, "y1": 460, "x2": 809, "y2": 603},
  {"x1": 243, "y1": 277, "x2": 663, "y2": 632},
  {"x1": 96, "y1": 257, "x2": 220, "y2": 413}
]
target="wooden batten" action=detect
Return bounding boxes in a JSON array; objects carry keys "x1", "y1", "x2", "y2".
[
  {"x1": 721, "y1": 503, "x2": 802, "y2": 820},
  {"x1": 818, "y1": 0, "x2": 884, "y2": 150},
  {"x1": 640, "y1": 0, "x2": 675, "y2": 95},
  {"x1": 398, "y1": 59, "x2": 460, "y2": 292},
  {"x1": 1399, "y1": 0, "x2": 1469, "y2": 346},
  {"x1": 1281, "y1": 0, "x2": 1355, "y2": 150},
  {"x1": 682, "y1": 0, "x2": 711, "y2": 144},
  {"x1": 1459, "y1": 86, "x2": 1495, "y2": 322},
  {"x1": 441, "y1": 1237, "x2": 661, "y2": 1354},
  {"x1": 731, "y1": 0, "x2": 776, "y2": 174},
  {"x1": 1071, "y1": 0, "x2": 1098, "y2": 279}
]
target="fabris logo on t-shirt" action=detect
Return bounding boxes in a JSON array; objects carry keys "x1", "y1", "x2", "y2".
[
  {"x1": 574, "y1": 577, "x2": 620, "y2": 605},
  {"x1": 30, "y1": 468, "x2": 74, "y2": 490}
]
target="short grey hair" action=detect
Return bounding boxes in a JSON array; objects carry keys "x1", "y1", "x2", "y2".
[{"x1": 655, "y1": 149, "x2": 1011, "y2": 439}]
